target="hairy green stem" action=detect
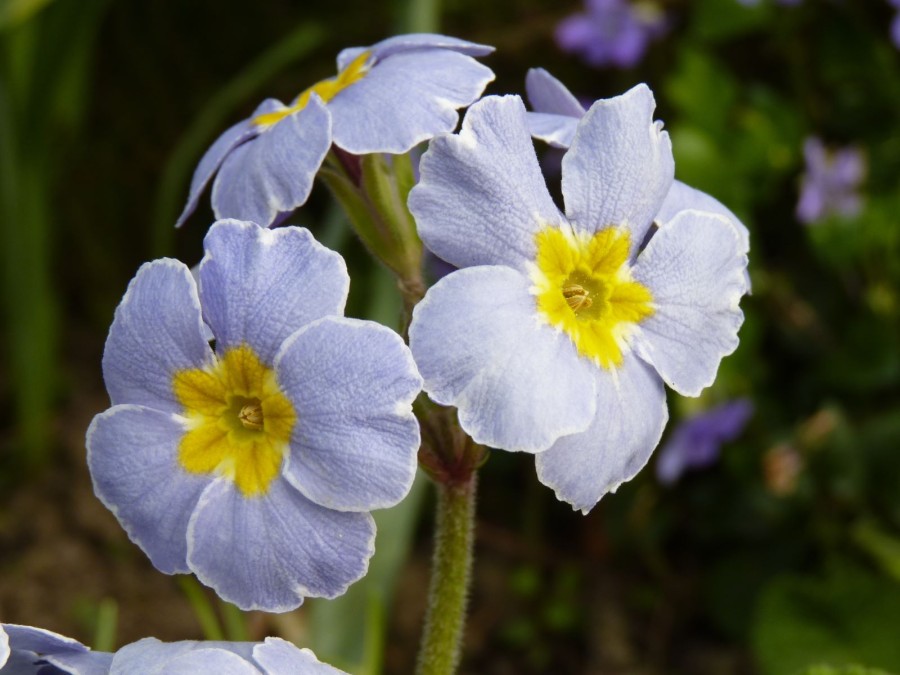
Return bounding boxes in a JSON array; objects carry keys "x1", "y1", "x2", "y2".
[{"x1": 416, "y1": 475, "x2": 477, "y2": 675}]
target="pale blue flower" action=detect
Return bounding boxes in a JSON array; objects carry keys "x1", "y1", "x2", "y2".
[
  {"x1": 408, "y1": 90, "x2": 748, "y2": 513},
  {"x1": 655, "y1": 399, "x2": 753, "y2": 484},
  {"x1": 108, "y1": 637, "x2": 347, "y2": 675},
  {"x1": 525, "y1": 67, "x2": 751, "y2": 292},
  {"x1": 555, "y1": 0, "x2": 666, "y2": 69},
  {"x1": 0, "y1": 623, "x2": 112, "y2": 675},
  {"x1": 177, "y1": 34, "x2": 495, "y2": 228},
  {"x1": 796, "y1": 136, "x2": 865, "y2": 224},
  {"x1": 87, "y1": 220, "x2": 422, "y2": 611}
]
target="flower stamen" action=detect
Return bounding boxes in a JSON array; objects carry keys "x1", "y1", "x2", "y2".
[
  {"x1": 562, "y1": 284, "x2": 592, "y2": 313},
  {"x1": 238, "y1": 401, "x2": 264, "y2": 431}
]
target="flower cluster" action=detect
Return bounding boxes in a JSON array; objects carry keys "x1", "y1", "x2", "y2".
[
  {"x1": 176, "y1": 34, "x2": 494, "y2": 229},
  {"x1": 0, "y1": 623, "x2": 348, "y2": 675},
  {"x1": 408, "y1": 85, "x2": 749, "y2": 513},
  {"x1": 88, "y1": 220, "x2": 422, "y2": 611}
]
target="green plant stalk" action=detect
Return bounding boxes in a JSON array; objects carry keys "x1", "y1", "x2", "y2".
[
  {"x1": 416, "y1": 475, "x2": 476, "y2": 675},
  {"x1": 177, "y1": 576, "x2": 225, "y2": 641}
]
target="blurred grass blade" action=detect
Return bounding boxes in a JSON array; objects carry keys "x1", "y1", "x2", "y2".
[
  {"x1": 220, "y1": 600, "x2": 250, "y2": 642},
  {"x1": 0, "y1": 0, "x2": 55, "y2": 31},
  {"x1": 177, "y1": 576, "x2": 225, "y2": 641},
  {"x1": 92, "y1": 598, "x2": 118, "y2": 652},
  {"x1": 151, "y1": 22, "x2": 323, "y2": 256},
  {"x1": 309, "y1": 473, "x2": 427, "y2": 675}
]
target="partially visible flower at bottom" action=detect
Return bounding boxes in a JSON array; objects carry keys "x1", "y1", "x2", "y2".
[
  {"x1": 555, "y1": 0, "x2": 667, "y2": 69},
  {"x1": 796, "y1": 137, "x2": 865, "y2": 225},
  {"x1": 108, "y1": 637, "x2": 347, "y2": 675},
  {"x1": 87, "y1": 220, "x2": 422, "y2": 611},
  {"x1": 0, "y1": 623, "x2": 112, "y2": 675},
  {"x1": 655, "y1": 399, "x2": 753, "y2": 484}
]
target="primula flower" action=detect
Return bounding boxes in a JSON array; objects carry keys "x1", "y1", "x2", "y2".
[
  {"x1": 892, "y1": 0, "x2": 900, "y2": 48},
  {"x1": 655, "y1": 399, "x2": 753, "y2": 484},
  {"x1": 408, "y1": 90, "x2": 748, "y2": 512},
  {"x1": 796, "y1": 136, "x2": 865, "y2": 225},
  {"x1": 524, "y1": 67, "x2": 751, "y2": 292},
  {"x1": 0, "y1": 623, "x2": 112, "y2": 674},
  {"x1": 107, "y1": 637, "x2": 347, "y2": 674},
  {"x1": 555, "y1": 0, "x2": 666, "y2": 69},
  {"x1": 87, "y1": 220, "x2": 422, "y2": 611},
  {"x1": 176, "y1": 34, "x2": 495, "y2": 229}
]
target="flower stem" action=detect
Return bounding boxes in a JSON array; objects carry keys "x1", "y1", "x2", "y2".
[{"x1": 416, "y1": 475, "x2": 477, "y2": 675}]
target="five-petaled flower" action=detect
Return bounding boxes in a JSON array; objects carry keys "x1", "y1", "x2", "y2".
[
  {"x1": 87, "y1": 220, "x2": 422, "y2": 611},
  {"x1": 176, "y1": 34, "x2": 495, "y2": 229},
  {"x1": 408, "y1": 89, "x2": 749, "y2": 513}
]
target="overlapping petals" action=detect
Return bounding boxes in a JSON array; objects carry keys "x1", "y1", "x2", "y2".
[
  {"x1": 177, "y1": 33, "x2": 494, "y2": 228},
  {"x1": 0, "y1": 624, "x2": 112, "y2": 675},
  {"x1": 88, "y1": 220, "x2": 421, "y2": 610},
  {"x1": 409, "y1": 91, "x2": 749, "y2": 512}
]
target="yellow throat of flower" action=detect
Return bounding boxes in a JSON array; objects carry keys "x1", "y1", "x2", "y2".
[
  {"x1": 252, "y1": 50, "x2": 372, "y2": 128},
  {"x1": 532, "y1": 225, "x2": 655, "y2": 370},
  {"x1": 172, "y1": 344, "x2": 296, "y2": 497}
]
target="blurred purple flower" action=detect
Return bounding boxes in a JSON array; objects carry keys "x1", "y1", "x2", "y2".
[
  {"x1": 796, "y1": 137, "x2": 865, "y2": 225},
  {"x1": 656, "y1": 399, "x2": 753, "y2": 484},
  {"x1": 555, "y1": 0, "x2": 666, "y2": 69},
  {"x1": 891, "y1": 0, "x2": 900, "y2": 48},
  {"x1": 736, "y1": 0, "x2": 802, "y2": 6}
]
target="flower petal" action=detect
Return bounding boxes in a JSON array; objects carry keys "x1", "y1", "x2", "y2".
[
  {"x1": 187, "y1": 478, "x2": 375, "y2": 612},
  {"x1": 337, "y1": 33, "x2": 494, "y2": 70},
  {"x1": 328, "y1": 49, "x2": 494, "y2": 154},
  {"x1": 275, "y1": 317, "x2": 421, "y2": 512},
  {"x1": 655, "y1": 180, "x2": 751, "y2": 292},
  {"x1": 0, "y1": 626, "x2": 8, "y2": 667},
  {"x1": 110, "y1": 639, "x2": 255, "y2": 675},
  {"x1": 102, "y1": 260, "x2": 214, "y2": 413},
  {"x1": 561, "y1": 84, "x2": 674, "y2": 258},
  {"x1": 409, "y1": 266, "x2": 598, "y2": 453},
  {"x1": 175, "y1": 119, "x2": 257, "y2": 229},
  {"x1": 535, "y1": 353, "x2": 668, "y2": 513},
  {"x1": 211, "y1": 96, "x2": 331, "y2": 227},
  {"x1": 525, "y1": 68, "x2": 585, "y2": 118},
  {"x1": 46, "y1": 651, "x2": 116, "y2": 675},
  {"x1": 87, "y1": 405, "x2": 210, "y2": 574},
  {"x1": 199, "y1": 221, "x2": 349, "y2": 365},
  {"x1": 632, "y1": 210, "x2": 748, "y2": 397},
  {"x1": 253, "y1": 639, "x2": 348, "y2": 675},
  {"x1": 158, "y1": 649, "x2": 259, "y2": 675},
  {"x1": 0, "y1": 624, "x2": 87, "y2": 657},
  {"x1": 409, "y1": 95, "x2": 565, "y2": 271}
]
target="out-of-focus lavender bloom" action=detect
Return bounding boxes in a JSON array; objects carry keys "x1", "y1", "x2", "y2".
[
  {"x1": 656, "y1": 399, "x2": 753, "y2": 484},
  {"x1": 796, "y1": 137, "x2": 865, "y2": 225},
  {"x1": 736, "y1": 0, "x2": 802, "y2": 6},
  {"x1": 555, "y1": 0, "x2": 666, "y2": 69},
  {"x1": 890, "y1": 0, "x2": 900, "y2": 48}
]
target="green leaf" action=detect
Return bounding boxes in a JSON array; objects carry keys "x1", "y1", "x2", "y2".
[{"x1": 753, "y1": 560, "x2": 900, "y2": 675}]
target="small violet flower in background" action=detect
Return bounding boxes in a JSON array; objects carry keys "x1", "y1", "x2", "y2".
[
  {"x1": 177, "y1": 34, "x2": 494, "y2": 229},
  {"x1": 796, "y1": 136, "x2": 865, "y2": 225},
  {"x1": 0, "y1": 623, "x2": 112, "y2": 674},
  {"x1": 891, "y1": 0, "x2": 900, "y2": 48},
  {"x1": 408, "y1": 89, "x2": 749, "y2": 513},
  {"x1": 655, "y1": 399, "x2": 753, "y2": 484},
  {"x1": 555, "y1": 0, "x2": 666, "y2": 69},
  {"x1": 87, "y1": 220, "x2": 422, "y2": 611}
]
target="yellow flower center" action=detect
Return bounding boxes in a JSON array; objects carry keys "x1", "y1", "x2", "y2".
[
  {"x1": 252, "y1": 50, "x2": 372, "y2": 128},
  {"x1": 172, "y1": 344, "x2": 296, "y2": 498},
  {"x1": 532, "y1": 226, "x2": 655, "y2": 369}
]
